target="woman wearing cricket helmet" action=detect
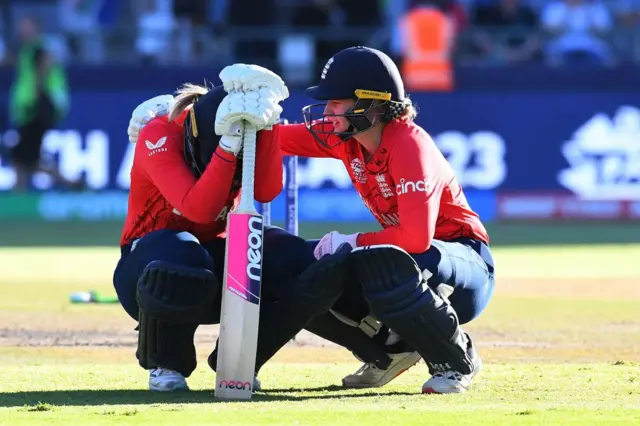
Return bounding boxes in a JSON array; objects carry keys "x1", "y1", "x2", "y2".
[
  {"x1": 274, "y1": 46, "x2": 496, "y2": 394},
  {"x1": 127, "y1": 47, "x2": 495, "y2": 395},
  {"x1": 114, "y1": 65, "x2": 316, "y2": 392}
]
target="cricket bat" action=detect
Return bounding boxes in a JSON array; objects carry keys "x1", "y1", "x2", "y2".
[{"x1": 215, "y1": 122, "x2": 263, "y2": 400}]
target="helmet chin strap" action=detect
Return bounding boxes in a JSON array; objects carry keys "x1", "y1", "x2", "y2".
[
  {"x1": 339, "y1": 113, "x2": 380, "y2": 140},
  {"x1": 337, "y1": 124, "x2": 356, "y2": 141}
]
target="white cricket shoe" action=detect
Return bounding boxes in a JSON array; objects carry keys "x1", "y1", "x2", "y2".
[
  {"x1": 422, "y1": 355, "x2": 482, "y2": 394},
  {"x1": 149, "y1": 367, "x2": 189, "y2": 392},
  {"x1": 342, "y1": 351, "x2": 422, "y2": 388}
]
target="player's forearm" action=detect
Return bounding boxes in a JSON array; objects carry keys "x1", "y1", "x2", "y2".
[
  {"x1": 357, "y1": 226, "x2": 432, "y2": 254},
  {"x1": 254, "y1": 169, "x2": 283, "y2": 203},
  {"x1": 254, "y1": 128, "x2": 284, "y2": 203},
  {"x1": 356, "y1": 196, "x2": 437, "y2": 253},
  {"x1": 276, "y1": 124, "x2": 337, "y2": 159},
  {"x1": 177, "y1": 148, "x2": 237, "y2": 223}
]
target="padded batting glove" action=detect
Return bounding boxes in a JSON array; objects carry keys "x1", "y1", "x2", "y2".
[
  {"x1": 215, "y1": 64, "x2": 289, "y2": 135},
  {"x1": 218, "y1": 121, "x2": 244, "y2": 156}
]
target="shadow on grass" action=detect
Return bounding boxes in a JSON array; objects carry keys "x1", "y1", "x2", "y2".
[{"x1": 0, "y1": 388, "x2": 415, "y2": 407}]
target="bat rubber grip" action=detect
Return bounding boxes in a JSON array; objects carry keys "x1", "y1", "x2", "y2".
[{"x1": 238, "y1": 122, "x2": 257, "y2": 213}]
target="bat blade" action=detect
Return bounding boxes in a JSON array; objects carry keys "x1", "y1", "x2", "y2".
[{"x1": 215, "y1": 210, "x2": 263, "y2": 400}]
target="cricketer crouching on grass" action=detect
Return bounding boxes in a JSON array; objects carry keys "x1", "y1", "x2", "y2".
[
  {"x1": 114, "y1": 65, "x2": 319, "y2": 393},
  {"x1": 128, "y1": 47, "x2": 496, "y2": 395}
]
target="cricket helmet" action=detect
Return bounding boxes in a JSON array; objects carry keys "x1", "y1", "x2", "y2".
[
  {"x1": 302, "y1": 46, "x2": 411, "y2": 147},
  {"x1": 183, "y1": 84, "x2": 242, "y2": 185}
]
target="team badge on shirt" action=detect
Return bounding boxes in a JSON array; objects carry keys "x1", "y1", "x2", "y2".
[
  {"x1": 376, "y1": 174, "x2": 394, "y2": 198},
  {"x1": 350, "y1": 158, "x2": 367, "y2": 183}
]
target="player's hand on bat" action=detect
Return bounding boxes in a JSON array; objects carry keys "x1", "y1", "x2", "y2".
[
  {"x1": 127, "y1": 94, "x2": 174, "y2": 144},
  {"x1": 215, "y1": 64, "x2": 289, "y2": 135},
  {"x1": 314, "y1": 231, "x2": 360, "y2": 260},
  {"x1": 218, "y1": 121, "x2": 244, "y2": 156}
]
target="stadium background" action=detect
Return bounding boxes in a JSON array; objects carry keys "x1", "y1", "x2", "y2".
[
  {"x1": 1, "y1": 2, "x2": 639, "y2": 422},
  {"x1": 0, "y1": 0, "x2": 639, "y2": 246}
]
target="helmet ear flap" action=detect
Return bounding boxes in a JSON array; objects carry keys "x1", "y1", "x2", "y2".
[
  {"x1": 346, "y1": 98, "x2": 393, "y2": 131},
  {"x1": 345, "y1": 99, "x2": 375, "y2": 132}
]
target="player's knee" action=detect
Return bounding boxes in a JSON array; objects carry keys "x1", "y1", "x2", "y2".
[
  {"x1": 134, "y1": 230, "x2": 213, "y2": 269},
  {"x1": 351, "y1": 245, "x2": 475, "y2": 375},
  {"x1": 172, "y1": 232, "x2": 213, "y2": 269},
  {"x1": 351, "y1": 245, "x2": 431, "y2": 317},
  {"x1": 137, "y1": 260, "x2": 218, "y2": 323},
  {"x1": 136, "y1": 259, "x2": 215, "y2": 377},
  {"x1": 411, "y1": 245, "x2": 441, "y2": 283},
  {"x1": 114, "y1": 230, "x2": 215, "y2": 322}
]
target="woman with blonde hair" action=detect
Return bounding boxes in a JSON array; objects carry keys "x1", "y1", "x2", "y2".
[{"x1": 114, "y1": 69, "x2": 316, "y2": 392}]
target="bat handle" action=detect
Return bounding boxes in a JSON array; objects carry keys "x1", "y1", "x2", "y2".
[{"x1": 238, "y1": 122, "x2": 258, "y2": 213}]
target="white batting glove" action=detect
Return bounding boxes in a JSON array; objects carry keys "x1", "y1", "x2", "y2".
[
  {"x1": 314, "y1": 231, "x2": 360, "y2": 260},
  {"x1": 215, "y1": 90, "x2": 282, "y2": 134},
  {"x1": 215, "y1": 64, "x2": 289, "y2": 135},
  {"x1": 127, "y1": 94, "x2": 174, "y2": 144},
  {"x1": 219, "y1": 63, "x2": 289, "y2": 98},
  {"x1": 218, "y1": 121, "x2": 244, "y2": 156}
]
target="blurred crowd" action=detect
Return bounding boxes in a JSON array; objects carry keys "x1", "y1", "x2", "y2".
[
  {"x1": 1, "y1": 0, "x2": 639, "y2": 192},
  {"x1": 0, "y1": 0, "x2": 639, "y2": 71}
]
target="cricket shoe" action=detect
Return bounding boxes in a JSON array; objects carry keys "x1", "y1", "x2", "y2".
[
  {"x1": 149, "y1": 367, "x2": 189, "y2": 392},
  {"x1": 422, "y1": 334, "x2": 482, "y2": 394},
  {"x1": 342, "y1": 351, "x2": 422, "y2": 388}
]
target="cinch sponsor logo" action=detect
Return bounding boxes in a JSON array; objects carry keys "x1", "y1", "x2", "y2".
[
  {"x1": 396, "y1": 178, "x2": 429, "y2": 195},
  {"x1": 218, "y1": 380, "x2": 252, "y2": 391}
]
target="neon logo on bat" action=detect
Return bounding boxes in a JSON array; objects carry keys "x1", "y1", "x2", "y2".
[
  {"x1": 218, "y1": 380, "x2": 252, "y2": 391},
  {"x1": 246, "y1": 217, "x2": 262, "y2": 281},
  {"x1": 226, "y1": 215, "x2": 262, "y2": 305}
]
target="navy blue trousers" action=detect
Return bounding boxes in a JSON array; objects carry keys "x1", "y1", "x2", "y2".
[
  {"x1": 413, "y1": 238, "x2": 495, "y2": 324},
  {"x1": 308, "y1": 237, "x2": 495, "y2": 325},
  {"x1": 114, "y1": 228, "x2": 494, "y2": 328},
  {"x1": 113, "y1": 227, "x2": 315, "y2": 322}
]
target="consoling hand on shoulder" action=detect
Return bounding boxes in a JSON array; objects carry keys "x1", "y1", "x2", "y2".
[{"x1": 127, "y1": 94, "x2": 175, "y2": 144}]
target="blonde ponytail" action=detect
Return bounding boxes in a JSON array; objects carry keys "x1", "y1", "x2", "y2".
[{"x1": 168, "y1": 83, "x2": 209, "y2": 121}]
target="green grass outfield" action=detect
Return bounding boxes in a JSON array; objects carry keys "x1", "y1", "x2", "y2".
[
  {"x1": 1, "y1": 363, "x2": 638, "y2": 426},
  {"x1": 0, "y1": 244, "x2": 639, "y2": 425},
  {"x1": 1, "y1": 220, "x2": 639, "y2": 247}
]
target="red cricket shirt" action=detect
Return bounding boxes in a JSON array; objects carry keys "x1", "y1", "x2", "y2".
[
  {"x1": 120, "y1": 112, "x2": 283, "y2": 246},
  {"x1": 268, "y1": 120, "x2": 489, "y2": 253}
]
